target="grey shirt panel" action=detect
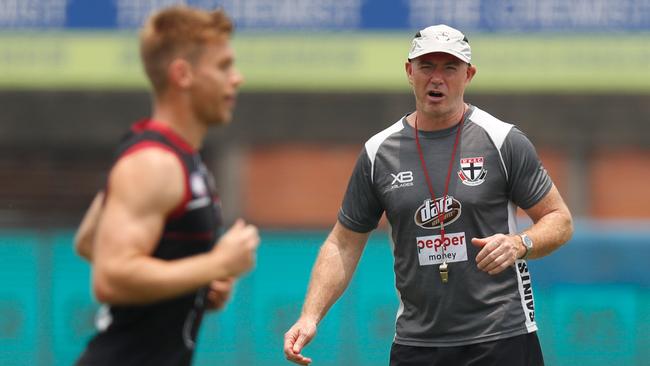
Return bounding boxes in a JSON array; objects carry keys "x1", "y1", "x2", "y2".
[
  {"x1": 338, "y1": 106, "x2": 552, "y2": 346},
  {"x1": 502, "y1": 127, "x2": 553, "y2": 209},
  {"x1": 338, "y1": 119, "x2": 404, "y2": 233},
  {"x1": 338, "y1": 150, "x2": 384, "y2": 233}
]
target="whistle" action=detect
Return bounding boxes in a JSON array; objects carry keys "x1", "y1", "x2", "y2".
[{"x1": 439, "y1": 262, "x2": 449, "y2": 284}]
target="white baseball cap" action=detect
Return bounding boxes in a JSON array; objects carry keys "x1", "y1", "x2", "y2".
[{"x1": 408, "y1": 24, "x2": 471, "y2": 63}]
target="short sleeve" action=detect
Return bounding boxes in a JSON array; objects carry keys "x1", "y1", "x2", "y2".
[
  {"x1": 502, "y1": 127, "x2": 553, "y2": 209},
  {"x1": 337, "y1": 149, "x2": 384, "y2": 233}
]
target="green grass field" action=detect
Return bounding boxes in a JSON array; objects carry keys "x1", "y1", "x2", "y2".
[{"x1": 0, "y1": 32, "x2": 648, "y2": 92}]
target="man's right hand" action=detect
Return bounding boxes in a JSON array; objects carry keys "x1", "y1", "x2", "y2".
[
  {"x1": 213, "y1": 219, "x2": 260, "y2": 277},
  {"x1": 284, "y1": 317, "x2": 317, "y2": 365}
]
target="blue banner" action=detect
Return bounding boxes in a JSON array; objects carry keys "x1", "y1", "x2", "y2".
[{"x1": 1, "y1": 0, "x2": 649, "y2": 31}]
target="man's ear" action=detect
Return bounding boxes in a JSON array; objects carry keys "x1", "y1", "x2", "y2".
[
  {"x1": 168, "y1": 59, "x2": 193, "y2": 89},
  {"x1": 405, "y1": 61, "x2": 414, "y2": 86},
  {"x1": 465, "y1": 64, "x2": 477, "y2": 84}
]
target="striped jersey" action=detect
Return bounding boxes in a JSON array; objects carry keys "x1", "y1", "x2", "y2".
[{"x1": 338, "y1": 105, "x2": 551, "y2": 347}]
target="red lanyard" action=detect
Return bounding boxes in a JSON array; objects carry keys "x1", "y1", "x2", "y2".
[{"x1": 414, "y1": 108, "x2": 465, "y2": 240}]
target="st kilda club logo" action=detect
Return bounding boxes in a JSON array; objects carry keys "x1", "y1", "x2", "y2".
[
  {"x1": 458, "y1": 157, "x2": 487, "y2": 186},
  {"x1": 414, "y1": 196, "x2": 462, "y2": 229}
]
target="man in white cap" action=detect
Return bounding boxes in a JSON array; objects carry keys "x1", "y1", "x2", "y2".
[{"x1": 284, "y1": 24, "x2": 572, "y2": 365}]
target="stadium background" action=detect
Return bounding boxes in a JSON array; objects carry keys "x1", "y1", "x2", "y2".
[{"x1": 1, "y1": 0, "x2": 649, "y2": 365}]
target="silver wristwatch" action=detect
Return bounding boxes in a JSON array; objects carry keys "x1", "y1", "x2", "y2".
[{"x1": 519, "y1": 233, "x2": 533, "y2": 260}]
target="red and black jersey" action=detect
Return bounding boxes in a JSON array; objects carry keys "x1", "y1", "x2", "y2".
[{"x1": 76, "y1": 119, "x2": 223, "y2": 366}]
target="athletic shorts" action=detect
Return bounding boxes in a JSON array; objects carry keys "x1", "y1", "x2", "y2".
[{"x1": 389, "y1": 332, "x2": 544, "y2": 366}]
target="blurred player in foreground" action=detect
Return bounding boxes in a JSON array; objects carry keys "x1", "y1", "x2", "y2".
[
  {"x1": 284, "y1": 24, "x2": 572, "y2": 365},
  {"x1": 73, "y1": 6, "x2": 259, "y2": 366}
]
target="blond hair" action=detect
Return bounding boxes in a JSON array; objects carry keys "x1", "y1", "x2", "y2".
[{"x1": 140, "y1": 6, "x2": 233, "y2": 94}]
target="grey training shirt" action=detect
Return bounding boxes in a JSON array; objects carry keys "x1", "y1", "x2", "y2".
[{"x1": 338, "y1": 105, "x2": 552, "y2": 347}]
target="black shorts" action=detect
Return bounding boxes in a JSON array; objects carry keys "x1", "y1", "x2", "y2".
[{"x1": 390, "y1": 332, "x2": 544, "y2": 366}]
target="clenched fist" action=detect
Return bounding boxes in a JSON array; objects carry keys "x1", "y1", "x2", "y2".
[{"x1": 213, "y1": 219, "x2": 260, "y2": 277}]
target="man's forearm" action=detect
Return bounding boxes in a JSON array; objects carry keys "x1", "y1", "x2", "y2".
[
  {"x1": 523, "y1": 210, "x2": 573, "y2": 259},
  {"x1": 300, "y1": 224, "x2": 368, "y2": 323},
  {"x1": 522, "y1": 185, "x2": 573, "y2": 260},
  {"x1": 93, "y1": 251, "x2": 233, "y2": 305},
  {"x1": 74, "y1": 191, "x2": 105, "y2": 262}
]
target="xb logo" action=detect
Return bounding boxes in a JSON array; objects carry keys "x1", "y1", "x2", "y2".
[
  {"x1": 391, "y1": 171, "x2": 413, "y2": 185},
  {"x1": 389, "y1": 171, "x2": 414, "y2": 191}
]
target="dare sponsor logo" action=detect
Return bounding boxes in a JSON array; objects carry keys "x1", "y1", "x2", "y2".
[{"x1": 413, "y1": 196, "x2": 462, "y2": 229}]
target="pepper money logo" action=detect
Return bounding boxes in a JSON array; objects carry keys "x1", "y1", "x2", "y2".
[{"x1": 414, "y1": 196, "x2": 462, "y2": 229}]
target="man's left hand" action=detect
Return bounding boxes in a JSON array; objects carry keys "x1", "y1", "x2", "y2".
[
  {"x1": 206, "y1": 278, "x2": 235, "y2": 311},
  {"x1": 471, "y1": 234, "x2": 523, "y2": 275}
]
